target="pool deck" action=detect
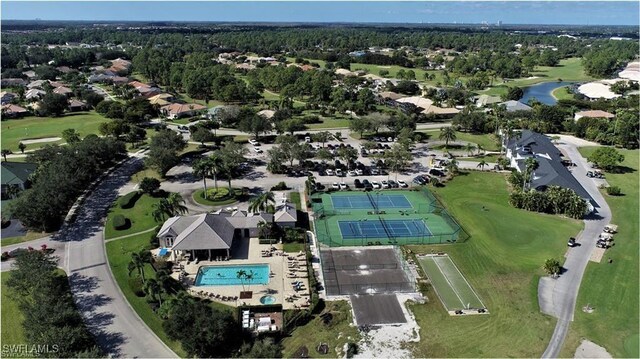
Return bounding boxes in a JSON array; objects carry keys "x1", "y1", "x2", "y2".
[{"x1": 168, "y1": 238, "x2": 311, "y2": 309}]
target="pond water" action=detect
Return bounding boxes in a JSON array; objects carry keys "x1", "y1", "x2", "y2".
[{"x1": 521, "y1": 81, "x2": 576, "y2": 105}]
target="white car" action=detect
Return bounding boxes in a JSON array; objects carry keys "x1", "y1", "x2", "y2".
[
  {"x1": 305, "y1": 136, "x2": 312, "y2": 143},
  {"x1": 347, "y1": 170, "x2": 357, "y2": 176},
  {"x1": 326, "y1": 169, "x2": 335, "y2": 176},
  {"x1": 253, "y1": 146, "x2": 263, "y2": 154},
  {"x1": 248, "y1": 139, "x2": 259, "y2": 146},
  {"x1": 398, "y1": 180, "x2": 408, "y2": 188},
  {"x1": 355, "y1": 169, "x2": 364, "y2": 176},
  {"x1": 339, "y1": 182, "x2": 347, "y2": 189},
  {"x1": 335, "y1": 169, "x2": 343, "y2": 177},
  {"x1": 381, "y1": 180, "x2": 389, "y2": 189},
  {"x1": 371, "y1": 168, "x2": 380, "y2": 175},
  {"x1": 372, "y1": 181, "x2": 381, "y2": 189},
  {"x1": 332, "y1": 182, "x2": 340, "y2": 189}
]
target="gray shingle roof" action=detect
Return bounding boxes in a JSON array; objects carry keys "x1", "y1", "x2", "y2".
[
  {"x1": 499, "y1": 100, "x2": 532, "y2": 112},
  {"x1": 1, "y1": 162, "x2": 37, "y2": 186}
]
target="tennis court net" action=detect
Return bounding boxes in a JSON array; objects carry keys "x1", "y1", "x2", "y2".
[
  {"x1": 378, "y1": 216, "x2": 394, "y2": 240},
  {"x1": 366, "y1": 191, "x2": 378, "y2": 212}
]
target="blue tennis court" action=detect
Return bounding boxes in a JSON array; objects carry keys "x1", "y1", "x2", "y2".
[
  {"x1": 338, "y1": 219, "x2": 432, "y2": 239},
  {"x1": 331, "y1": 194, "x2": 413, "y2": 210}
]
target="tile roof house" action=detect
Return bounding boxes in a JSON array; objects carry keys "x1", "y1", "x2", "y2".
[
  {"x1": 506, "y1": 130, "x2": 594, "y2": 209},
  {"x1": 148, "y1": 93, "x2": 175, "y2": 106},
  {"x1": 157, "y1": 211, "x2": 273, "y2": 260},
  {"x1": 27, "y1": 80, "x2": 48, "y2": 89},
  {"x1": 1, "y1": 104, "x2": 28, "y2": 118},
  {"x1": 574, "y1": 110, "x2": 615, "y2": 121},
  {"x1": 1, "y1": 161, "x2": 38, "y2": 200},
  {"x1": 160, "y1": 103, "x2": 207, "y2": 119},
  {"x1": 68, "y1": 99, "x2": 87, "y2": 112},
  {"x1": 25, "y1": 89, "x2": 46, "y2": 101},
  {"x1": 53, "y1": 86, "x2": 73, "y2": 96},
  {"x1": 499, "y1": 100, "x2": 532, "y2": 112}
]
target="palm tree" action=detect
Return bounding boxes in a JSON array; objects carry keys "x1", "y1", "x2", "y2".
[
  {"x1": 446, "y1": 159, "x2": 459, "y2": 175},
  {"x1": 144, "y1": 278, "x2": 164, "y2": 305},
  {"x1": 476, "y1": 144, "x2": 484, "y2": 156},
  {"x1": 167, "y1": 193, "x2": 188, "y2": 216},
  {"x1": 18, "y1": 142, "x2": 26, "y2": 154},
  {"x1": 156, "y1": 270, "x2": 173, "y2": 295},
  {"x1": 464, "y1": 143, "x2": 476, "y2": 156},
  {"x1": 236, "y1": 269, "x2": 247, "y2": 291},
  {"x1": 438, "y1": 127, "x2": 457, "y2": 149},
  {"x1": 152, "y1": 199, "x2": 172, "y2": 222},
  {"x1": 248, "y1": 191, "x2": 275, "y2": 213},
  {"x1": 523, "y1": 157, "x2": 539, "y2": 191},
  {"x1": 477, "y1": 160, "x2": 489, "y2": 171},
  {"x1": 258, "y1": 221, "x2": 271, "y2": 241},
  {"x1": 244, "y1": 270, "x2": 255, "y2": 289},
  {"x1": 128, "y1": 250, "x2": 152, "y2": 282},
  {"x1": 193, "y1": 158, "x2": 212, "y2": 199},
  {"x1": 1, "y1": 149, "x2": 12, "y2": 162}
]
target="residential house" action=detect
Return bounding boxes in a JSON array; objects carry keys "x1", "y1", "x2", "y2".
[
  {"x1": 257, "y1": 109, "x2": 275, "y2": 120},
  {"x1": 22, "y1": 70, "x2": 37, "y2": 79},
  {"x1": 160, "y1": 103, "x2": 206, "y2": 119},
  {"x1": 574, "y1": 110, "x2": 615, "y2": 121},
  {"x1": 157, "y1": 211, "x2": 273, "y2": 261},
  {"x1": 27, "y1": 80, "x2": 48, "y2": 89},
  {"x1": 499, "y1": 100, "x2": 532, "y2": 112},
  {"x1": 475, "y1": 94, "x2": 502, "y2": 108},
  {"x1": 1, "y1": 104, "x2": 28, "y2": 118},
  {"x1": 505, "y1": 130, "x2": 594, "y2": 210},
  {"x1": 1, "y1": 78, "x2": 27, "y2": 87},
  {"x1": 1, "y1": 161, "x2": 38, "y2": 200},
  {"x1": 148, "y1": 93, "x2": 175, "y2": 106},
  {"x1": 68, "y1": 99, "x2": 87, "y2": 112},
  {"x1": 0, "y1": 92, "x2": 17, "y2": 105},
  {"x1": 25, "y1": 89, "x2": 46, "y2": 101},
  {"x1": 53, "y1": 86, "x2": 73, "y2": 96}
]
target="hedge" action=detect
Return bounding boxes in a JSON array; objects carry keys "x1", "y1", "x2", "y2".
[
  {"x1": 128, "y1": 277, "x2": 145, "y2": 297},
  {"x1": 204, "y1": 187, "x2": 232, "y2": 201},
  {"x1": 112, "y1": 214, "x2": 128, "y2": 230},
  {"x1": 119, "y1": 191, "x2": 141, "y2": 209}
]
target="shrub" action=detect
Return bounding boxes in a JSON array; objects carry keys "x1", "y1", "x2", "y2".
[
  {"x1": 139, "y1": 177, "x2": 161, "y2": 195},
  {"x1": 128, "y1": 277, "x2": 145, "y2": 297},
  {"x1": 119, "y1": 191, "x2": 141, "y2": 209},
  {"x1": 606, "y1": 186, "x2": 622, "y2": 196},
  {"x1": 204, "y1": 187, "x2": 232, "y2": 201},
  {"x1": 270, "y1": 181, "x2": 290, "y2": 191},
  {"x1": 112, "y1": 214, "x2": 129, "y2": 230},
  {"x1": 1, "y1": 252, "x2": 9, "y2": 261}
]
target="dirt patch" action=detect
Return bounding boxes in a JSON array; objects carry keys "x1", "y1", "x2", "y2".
[{"x1": 574, "y1": 339, "x2": 612, "y2": 358}]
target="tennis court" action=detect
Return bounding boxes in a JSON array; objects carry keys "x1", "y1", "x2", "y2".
[
  {"x1": 339, "y1": 219, "x2": 432, "y2": 240},
  {"x1": 331, "y1": 193, "x2": 412, "y2": 210},
  {"x1": 417, "y1": 254, "x2": 487, "y2": 314}
]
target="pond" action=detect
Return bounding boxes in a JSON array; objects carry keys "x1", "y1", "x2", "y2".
[{"x1": 521, "y1": 81, "x2": 576, "y2": 105}]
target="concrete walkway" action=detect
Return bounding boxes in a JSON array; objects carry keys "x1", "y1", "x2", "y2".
[{"x1": 540, "y1": 141, "x2": 612, "y2": 358}]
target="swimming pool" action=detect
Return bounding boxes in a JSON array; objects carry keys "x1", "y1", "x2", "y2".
[{"x1": 195, "y1": 264, "x2": 270, "y2": 286}]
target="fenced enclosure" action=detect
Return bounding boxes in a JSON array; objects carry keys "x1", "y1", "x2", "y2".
[{"x1": 311, "y1": 189, "x2": 468, "y2": 247}]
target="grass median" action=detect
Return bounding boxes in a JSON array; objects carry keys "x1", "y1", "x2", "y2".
[{"x1": 104, "y1": 193, "x2": 163, "y2": 240}]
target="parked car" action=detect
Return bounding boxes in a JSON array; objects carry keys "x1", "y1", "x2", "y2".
[
  {"x1": 412, "y1": 176, "x2": 427, "y2": 185},
  {"x1": 253, "y1": 147, "x2": 263, "y2": 154},
  {"x1": 332, "y1": 182, "x2": 339, "y2": 190},
  {"x1": 372, "y1": 181, "x2": 381, "y2": 189},
  {"x1": 248, "y1": 139, "x2": 260, "y2": 146},
  {"x1": 397, "y1": 180, "x2": 408, "y2": 188},
  {"x1": 339, "y1": 182, "x2": 348, "y2": 190},
  {"x1": 354, "y1": 179, "x2": 363, "y2": 188},
  {"x1": 315, "y1": 183, "x2": 326, "y2": 191},
  {"x1": 388, "y1": 180, "x2": 399, "y2": 188},
  {"x1": 335, "y1": 169, "x2": 343, "y2": 177},
  {"x1": 305, "y1": 136, "x2": 311, "y2": 143},
  {"x1": 371, "y1": 168, "x2": 380, "y2": 175},
  {"x1": 355, "y1": 169, "x2": 364, "y2": 176},
  {"x1": 326, "y1": 169, "x2": 335, "y2": 176},
  {"x1": 381, "y1": 180, "x2": 389, "y2": 189},
  {"x1": 387, "y1": 137, "x2": 394, "y2": 142},
  {"x1": 429, "y1": 168, "x2": 446, "y2": 177},
  {"x1": 347, "y1": 170, "x2": 357, "y2": 176},
  {"x1": 586, "y1": 171, "x2": 594, "y2": 178},
  {"x1": 364, "y1": 183, "x2": 373, "y2": 191},
  {"x1": 362, "y1": 179, "x2": 371, "y2": 186},
  {"x1": 568, "y1": 237, "x2": 576, "y2": 247}
]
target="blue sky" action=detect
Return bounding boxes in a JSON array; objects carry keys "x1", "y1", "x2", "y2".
[{"x1": 2, "y1": 1, "x2": 638, "y2": 25}]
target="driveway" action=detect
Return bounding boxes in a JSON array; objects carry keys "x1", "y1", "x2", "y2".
[
  {"x1": 53, "y1": 155, "x2": 176, "y2": 358},
  {"x1": 540, "y1": 141, "x2": 612, "y2": 358}
]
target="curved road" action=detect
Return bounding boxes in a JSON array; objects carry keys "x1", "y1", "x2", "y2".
[
  {"x1": 541, "y1": 141, "x2": 611, "y2": 358},
  {"x1": 55, "y1": 154, "x2": 176, "y2": 358}
]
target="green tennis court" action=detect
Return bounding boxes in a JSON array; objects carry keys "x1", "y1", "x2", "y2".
[
  {"x1": 312, "y1": 189, "x2": 466, "y2": 246},
  {"x1": 418, "y1": 254, "x2": 486, "y2": 312}
]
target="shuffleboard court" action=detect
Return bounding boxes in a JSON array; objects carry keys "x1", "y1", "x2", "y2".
[
  {"x1": 331, "y1": 194, "x2": 412, "y2": 210},
  {"x1": 418, "y1": 254, "x2": 486, "y2": 313},
  {"x1": 339, "y1": 219, "x2": 432, "y2": 240}
]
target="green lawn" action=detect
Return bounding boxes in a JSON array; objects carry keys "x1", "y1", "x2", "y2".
[
  {"x1": 1, "y1": 272, "x2": 26, "y2": 346},
  {"x1": 406, "y1": 171, "x2": 582, "y2": 357},
  {"x1": 288, "y1": 192, "x2": 302, "y2": 210},
  {"x1": 282, "y1": 300, "x2": 361, "y2": 358},
  {"x1": 551, "y1": 86, "x2": 575, "y2": 101},
  {"x1": 459, "y1": 154, "x2": 502, "y2": 163},
  {"x1": 177, "y1": 92, "x2": 223, "y2": 108},
  {"x1": 130, "y1": 167, "x2": 163, "y2": 184},
  {"x1": 420, "y1": 130, "x2": 501, "y2": 152},
  {"x1": 192, "y1": 188, "x2": 241, "y2": 206},
  {"x1": 0, "y1": 230, "x2": 51, "y2": 246},
  {"x1": 1, "y1": 111, "x2": 109, "y2": 152},
  {"x1": 564, "y1": 148, "x2": 639, "y2": 358},
  {"x1": 283, "y1": 242, "x2": 304, "y2": 253},
  {"x1": 104, "y1": 194, "x2": 163, "y2": 240},
  {"x1": 305, "y1": 118, "x2": 351, "y2": 130},
  {"x1": 105, "y1": 233, "x2": 186, "y2": 357},
  {"x1": 285, "y1": 57, "x2": 327, "y2": 68}
]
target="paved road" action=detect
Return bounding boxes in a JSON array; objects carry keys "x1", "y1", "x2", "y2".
[
  {"x1": 541, "y1": 141, "x2": 611, "y2": 358},
  {"x1": 53, "y1": 155, "x2": 176, "y2": 358}
]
